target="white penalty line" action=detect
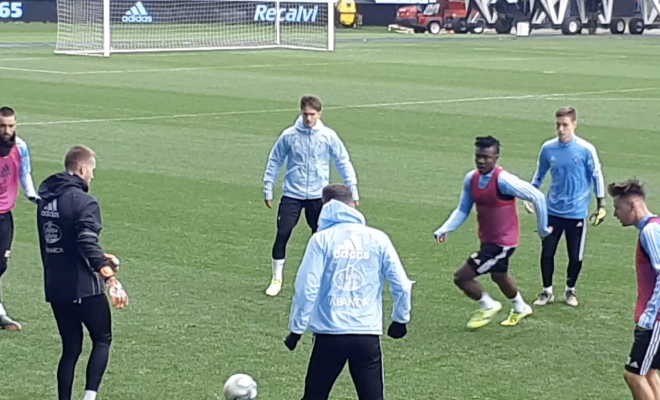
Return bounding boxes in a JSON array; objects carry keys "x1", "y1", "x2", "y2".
[
  {"x1": 545, "y1": 97, "x2": 660, "y2": 101},
  {"x1": 0, "y1": 66, "x2": 68, "y2": 74},
  {"x1": 0, "y1": 61, "x2": 346, "y2": 75},
  {"x1": 0, "y1": 56, "x2": 52, "y2": 61},
  {"x1": 20, "y1": 87, "x2": 660, "y2": 127}
]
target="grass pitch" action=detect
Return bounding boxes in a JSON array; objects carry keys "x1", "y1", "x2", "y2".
[{"x1": 1, "y1": 24, "x2": 659, "y2": 400}]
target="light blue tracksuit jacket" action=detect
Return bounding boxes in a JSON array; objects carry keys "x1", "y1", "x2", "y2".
[
  {"x1": 288, "y1": 199, "x2": 414, "y2": 335},
  {"x1": 263, "y1": 116, "x2": 359, "y2": 201}
]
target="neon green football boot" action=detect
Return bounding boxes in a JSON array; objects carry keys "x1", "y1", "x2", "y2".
[{"x1": 466, "y1": 301, "x2": 502, "y2": 329}]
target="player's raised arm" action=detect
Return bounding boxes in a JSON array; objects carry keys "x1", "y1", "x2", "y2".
[
  {"x1": 328, "y1": 132, "x2": 359, "y2": 201},
  {"x1": 288, "y1": 236, "x2": 324, "y2": 335},
  {"x1": 381, "y1": 235, "x2": 415, "y2": 327},
  {"x1": 433, "y1": 172, "x2": 474, "y2": 239},
  {"x1": 16, "y1": 138, "x2": 38, "y2": 202},
  {"x1": 498, "y1": 171, "x2": 552, "y2": 238},
  {"x1": 638, "y1": 223, "x2": 660, "y2": 330},
  {"x1": 262, "y1": 133, "x2": 289, "y2": 202}
]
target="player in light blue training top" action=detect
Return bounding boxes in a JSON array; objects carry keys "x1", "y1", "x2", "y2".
[
  {"x1": 284, "y1": 183, "x2": 413, "y2": 400},
  {"x1": 262, "y1": 95, "x2": 360, "y2": 298},
  {"x1": 526, "y1": 106, "x2": 606, "y2": 308}
]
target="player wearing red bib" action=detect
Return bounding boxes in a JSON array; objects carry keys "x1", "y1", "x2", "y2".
[
  {"x1": 610, "y1": 179, "x2": 660, "y2": 400},
  {"x1": 434, "y1": 136, "x2": 552, "y2": 329}
]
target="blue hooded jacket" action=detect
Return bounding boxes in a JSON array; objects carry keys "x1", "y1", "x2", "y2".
[
  {"x1": 263, "y1": 116, "x2": 359, "y2": 201},
  {"x1": 288, "y1": 200, "x2": 414, "y2": 335}
]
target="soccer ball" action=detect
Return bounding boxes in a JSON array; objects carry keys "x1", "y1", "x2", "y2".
[{"x1": 223, "y1": 373, "x2": 258, "y2": 400}]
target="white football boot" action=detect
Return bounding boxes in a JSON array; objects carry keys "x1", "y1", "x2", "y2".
[{"x1": 265, "y1": 279, "x2": 282, "y2": 296}]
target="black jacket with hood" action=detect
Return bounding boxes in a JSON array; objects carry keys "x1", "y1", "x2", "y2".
[{"x1": 36, "y1": 172, "x2": 107, "y2": 303}]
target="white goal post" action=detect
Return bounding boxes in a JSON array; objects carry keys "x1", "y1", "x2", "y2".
[{"x1": 54, "y1": 0, "x2": 336, "y2": 57}]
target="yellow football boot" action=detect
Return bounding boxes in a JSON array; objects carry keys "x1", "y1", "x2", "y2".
[
  {"x1": 501, "y1": 305, "x2": 533, "y2": 327},
  {"x1": 466, "y1": 301, "x2": 502, "y2": 329}
]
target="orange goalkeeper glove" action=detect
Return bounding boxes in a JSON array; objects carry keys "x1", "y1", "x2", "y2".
[{"x1": 98, "y1": 265, "x2": 129, "y2": 309}]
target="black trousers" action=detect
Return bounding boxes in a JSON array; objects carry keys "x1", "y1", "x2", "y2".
[
  {"x1": 302, "y1": 334, "x2": 384, "y2": 400},
  {"x1": 0, "y1": 211, "x2": 14, "y2": 281},
  {"x1": 540, "y1": 215, "x2": 587, "y2": 288},
  {"x1": 272, "y1": 196, "x2": 324, "y2": 260},
  {"x1": 51, "y1": 294, "x2": 113, "y2": 400}
]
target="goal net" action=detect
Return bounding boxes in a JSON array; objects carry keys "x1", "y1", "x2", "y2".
[{"x1": 54, "y1": 0, "x2": 335, "y2": 56}]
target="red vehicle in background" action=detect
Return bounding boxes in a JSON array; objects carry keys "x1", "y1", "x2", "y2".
[{"x1": 394, "y1": 0, "x2": 485, "y2": 34}]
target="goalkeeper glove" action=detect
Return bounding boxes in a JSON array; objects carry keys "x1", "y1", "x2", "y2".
[
  {"x1": 387, "y1": 322, "x2": 407, "y2": 339},
  {"x1": 589, "y1": 199, "x2": 607, "y2": 226},
  {"x1": 284, "y1": 333, "x2": 301, "y2": 351},
  {"x1": 98, "y1": 265, "x2": 129, "y2": 309}
]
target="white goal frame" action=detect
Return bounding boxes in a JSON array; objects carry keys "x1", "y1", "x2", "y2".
[{"x1": 54, "y1": 0, "x2": 336, "y2": 57}]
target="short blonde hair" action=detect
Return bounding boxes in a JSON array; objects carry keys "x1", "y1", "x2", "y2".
[{"x1": 64, "y1": 145, "x2": 95, "y2": 172}]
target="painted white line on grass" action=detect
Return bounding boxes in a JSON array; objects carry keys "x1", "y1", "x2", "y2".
[
  {"x1": 545, "y1": 97, "x2": 660, "y2": 101},
  {"x1": 68, "y1": 61, "x2": 348, "y2": 75},
  {"x1": 0, "y1": 61, "x2": 347, "y2": 76},
  {"x1": 0, "y1": 66, "x2": 66, "y2": 74},
  {"x1": 20, "y1": 86, "x2": 660, "y2": 127},
  {"x1": 0, "y1": 57, "x2": 52, "y2": 61},
  {"x1": 0, "y1": 55, "x2": 614, "y2": 75},
  {"x1": 0, "y1": 56, "x2": 607, "y2": 76}
]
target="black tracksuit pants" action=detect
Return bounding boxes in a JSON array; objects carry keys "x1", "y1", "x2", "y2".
[
  {"x1": 51, "y1": 294, "x2": 113, "y2": 400},
  {"x1": 302, "y1": 334, "x2": 384, "y2": 400},
  {"x1": 541, "y1": 215, "x2": 587, "y2": 288},
  {"x1": 272, "y1": 196, "x2": 324, "y2": 260}
]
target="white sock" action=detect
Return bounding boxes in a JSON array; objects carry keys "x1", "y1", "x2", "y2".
[
  {"x1": 565, "y1": 285, "x2": 575, "y2": 293},
  {"x1": 82, "y1": 390, "x2": 97, "y2": 400},
  {"x1": 0, "y1": 303, "x2": 5, "y2": 316},
  {"x1": 272, "y1": 259, "x2": 285, "y2": 281},
  {"x1": 511, "y1": 292, "x2": 527, "y2": 313},
  {"x1": 479, "y1": 293, "x2": 497, "y2": 309},
  {"x1": 544, "y1": 286, "x2": 553, "y2": 295}
]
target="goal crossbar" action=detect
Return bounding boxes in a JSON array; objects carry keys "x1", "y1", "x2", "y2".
[{"x1": 54, "y1": 0, "x2": 336, "y2": 57}]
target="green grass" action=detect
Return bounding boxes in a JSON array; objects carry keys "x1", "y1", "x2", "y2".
[{"x1": 1, "y1": 23, "x2": 660, "y2": 400}]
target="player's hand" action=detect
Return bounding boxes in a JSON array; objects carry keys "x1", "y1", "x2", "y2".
[
  {"x1": 106, "y1": 277, "x2": 129, "y2": 309},
  {"x1": 387, "y1": 322, "x2": 407, "y2": 339},
  {"x1": 28, "y1": 196, "x2": 39, "y2": 205},
  {"x1": 524, "y1": 201, "x2": 535, "y2": 214},
  {"x1": 104, "y1": 253, "x2": 120, "y2": 271},
  {"x1": 264, "y1": 200, "x2": 272, "y2": 209},
  {"x1": 589, "y1": 207, "x2": 606, "y2": 226},
  {"x1": 637, "y1": 313, "x2": 655, "y2": 331},
  {"x1": 539, "y1": 226, "x2": 553, "y2": 239},
  {"x1": 435, "y1": 233, "x2": 446, "y2": 244},
  {"x1": 283, "y1": 333, "x2": 301, "y2": 351}
]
